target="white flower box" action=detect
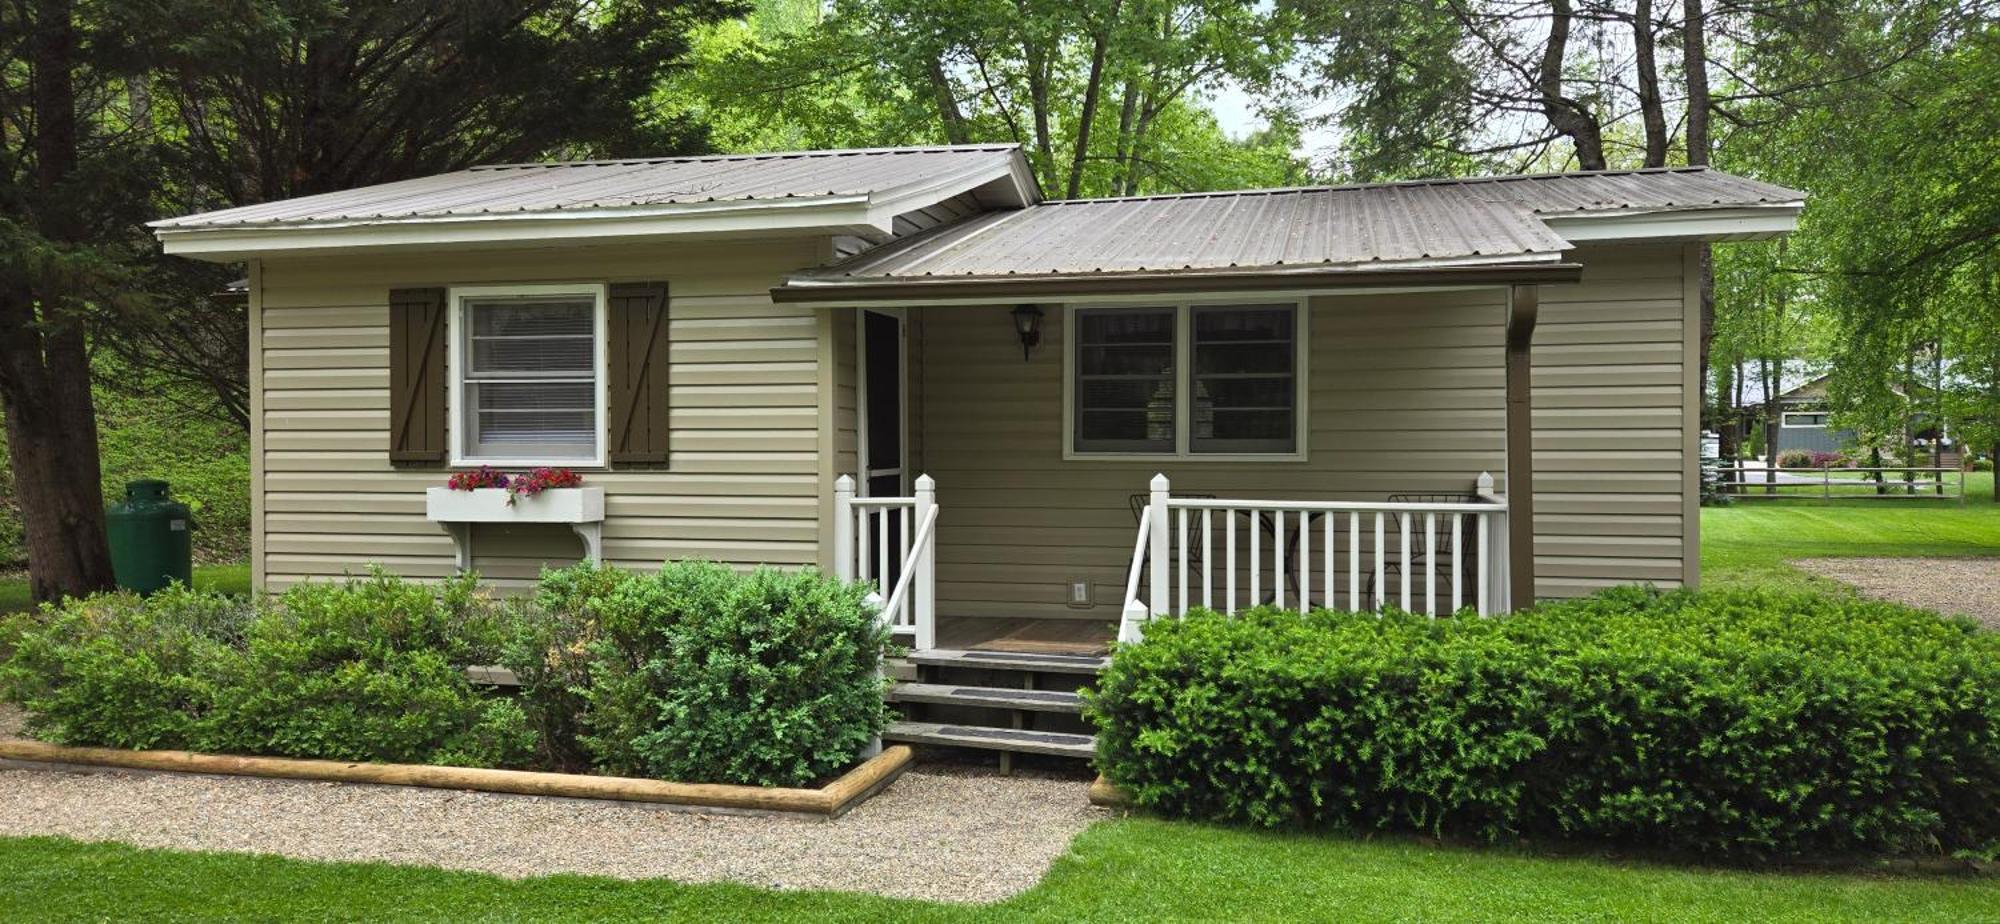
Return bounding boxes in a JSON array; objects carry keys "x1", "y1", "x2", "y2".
[
  {"x1": 424, "y1": 487, "x2": 605, "y2": 569},
  {"x1": 424, "y1": 486, "x2": 604, "y2": 524}
]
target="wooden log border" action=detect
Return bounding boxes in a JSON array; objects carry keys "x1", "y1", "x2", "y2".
[
  {"x1": 0, "y1": 738, "x2": 913, "y2": 820},
  {"x1": 1088, "y1": 775, "x2": 1131, "y2": 809}
]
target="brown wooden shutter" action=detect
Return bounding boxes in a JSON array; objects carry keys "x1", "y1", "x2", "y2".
[
  {"x1": 388, "y1": 287, "x2": 448, "y2": 465},
  {"x1": 607, "y1": 281, "x2": 670, "y2": 466}
]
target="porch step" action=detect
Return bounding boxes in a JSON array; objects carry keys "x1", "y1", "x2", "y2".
[
  {"x1": 883, "y1": 721, "x2": 1096, "y2": 759},
  {"x1": 905, "y1": 648, "x2": 1108, "y2": 676},
  {"x1": 888, "y1": 683, "x2": 1084, "y2": 714}
]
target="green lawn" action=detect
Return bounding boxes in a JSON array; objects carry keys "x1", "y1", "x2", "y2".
[
  {"x1": 1702, "y1": 473, "x2": 2000, "y2": 592},
  {"x1": 3, "y1": 822, "x2": 1995, "y2": 923},
  {"x1": 0, "y1": 563, "x2": 250, "y2": 614}
]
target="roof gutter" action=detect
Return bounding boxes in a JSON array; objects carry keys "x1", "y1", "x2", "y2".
[{"x1": 770, "y1": 262, "x2": 1585, "y2": 304}]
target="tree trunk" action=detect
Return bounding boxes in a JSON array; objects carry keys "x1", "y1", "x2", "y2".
[
  {"x1": 3, "y1": 0, "x2": 117, "y2": 603},
  {"x1": 1632, "y1": 0, "x2": 1668, "y2": 167},
  {"x1": 0, "y1": 301, "x2": 116, "y2": 603},
  {"x1": 1110, "y1": 77, "x2": 1139, "y2": 196},
  {"x1": 1685, "y1": 0, "x2": 1717, "y2": 452},
  {"x1": 1064, "y1": 0, "x2": 1122, "y2": 200},
  {"x1": 1760, "y1": 355, "x2": 1777, "y2": 493},
  {"x1": 926, "y1": 57, "x2": 970, "y2": 145},
  {"x1": 1537, "y1": 0, "x2": 1607, "y2": 170}
]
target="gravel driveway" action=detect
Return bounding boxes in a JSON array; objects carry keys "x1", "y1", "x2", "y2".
[
  {"x1": 0, "y1": 706, "x2": 1102, "y2": 903},
  {"x1": 1789, "y1": 557, "x2": 2000, "y2": 630}
]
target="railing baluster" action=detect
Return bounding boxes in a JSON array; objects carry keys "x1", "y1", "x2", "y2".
[
  {"x1": 1225, "y1": 510, "x2": 1238, "y2": 615},
  {"x1": 1400, "y1": 515, "x2": 1411, "y2": 612},
  {"x1": 1323, "y1": 512, "x2": 1335, "y2": 611},
  {"x1": 1250, "y1": 513, "x2": 1261, "y2": 609},
  {"x1": 901, "y1": 506, "x2": 912, "y2": 626},
  {"x1": 1349, "y1": 512, "x2": 1360, "y2": 612},
  {"x1": 1373, "y1": 513, "x2": 1385, "y2": 612},
  {"x1": 1424, "y1": 512, "x2": 1437, "y2": 617},
  {"x1": 1477, "y1": 513, "x2": 1491, "y2": 616},
  {"x1": 1451, "y1": 513, "x2": 1464, "y2": 614},
  {"x1": 1202, "y1": 509, "x2": 1213, "y2": 610},
  {"x1": 878, "y1": 508, "x2": 891, "y2": 598},
  {"x1": 1298, "y1": 510, "x2": 1311, "y2": 614},
  {"x1": 1273, "y1": 508, "x2": 1285, "y2": 611},
  {"x1": 857, "y1": 504, "x2": 872, "y2": 584},
  {"x1": 1177, "y1": 507, "x2": 1189, "y2": 615}
]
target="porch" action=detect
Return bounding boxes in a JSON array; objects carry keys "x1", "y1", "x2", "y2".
[{"x1": 824, "y1": 288, "x2": 1537, "y2": 654}]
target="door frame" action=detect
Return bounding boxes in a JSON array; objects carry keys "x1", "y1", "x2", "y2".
[{"x1": 855, "y1": 307, "x2": 909, "y2": 499}]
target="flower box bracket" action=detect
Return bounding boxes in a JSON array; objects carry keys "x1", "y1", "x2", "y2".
[{"x1": 423, "y1": 487, "x2": 605, "y2": 571}]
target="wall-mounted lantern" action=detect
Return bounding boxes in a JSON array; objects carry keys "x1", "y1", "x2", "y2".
[{"x1": 1010, "y1": 304, "x2": 1044, "y2": 361}]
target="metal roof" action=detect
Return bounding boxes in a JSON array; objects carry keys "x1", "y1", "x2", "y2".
[
  {"x1": 780, "y1": 167, "x2": 1804, "y2": 291},
  {"x1": 152, "y1": 144, "x2": 1029, "y2": 229}
]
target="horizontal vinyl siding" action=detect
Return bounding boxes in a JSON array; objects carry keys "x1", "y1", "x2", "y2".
[
  {"x1": 918, "y1": 291, "x2": 1509, "y2": 621},
  {"x1": 1530, "y1": 243, "x2": 1691, "y2": 599},
  {"x1": 254, "y1": 239, "x2": 826, "y2": 591}
]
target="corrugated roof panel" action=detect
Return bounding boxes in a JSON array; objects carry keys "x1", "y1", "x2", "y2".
[
  {"x1": 154, "y1": 145, "x2": 1025, "y2": 229},
  {"x1": 792, "y1": 166, "x2": 1799, "y2": 284}
]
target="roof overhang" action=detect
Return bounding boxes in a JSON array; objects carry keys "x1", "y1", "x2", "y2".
[
  {"x1": 770, "y1": 260, "x2": 1584, "y2": 307},
  {"x1": 1542, "y1": 202, "x2": 1803, "y2": 243},
  {"x1": 153, "y1": 152, "x2": 1039, "y2": 263}
]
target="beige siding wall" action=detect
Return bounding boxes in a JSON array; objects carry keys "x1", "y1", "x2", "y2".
[
  {"x1": 1531, "y1": 243, "x2": 1695, "y2": 597},
  {"x1": 252, "y1": 238, "x2": 827, "y2": 591},
  {"x1": 912, "y1": 243, "x2": 1694, "y2": 619},
  {"x1": 916, "y1": 291, "x2": 1510, "y2": 621}
]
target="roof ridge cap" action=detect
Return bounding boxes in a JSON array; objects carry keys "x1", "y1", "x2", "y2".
[{"x1": 472, "y1": 143, "x2": 1022, "y2": 172}]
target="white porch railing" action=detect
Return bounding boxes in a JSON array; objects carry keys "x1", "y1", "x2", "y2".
[
  {"x1": 1121, "y1": 473, "x2": 1510, "y2": 643},
  {"x1": 834, "y1": 473, "x2": 937, "y2": 650}
]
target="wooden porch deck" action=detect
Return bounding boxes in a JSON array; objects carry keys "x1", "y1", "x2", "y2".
[{"x1": 933, "y1": 617, "x2": 1116, "y2": 656}]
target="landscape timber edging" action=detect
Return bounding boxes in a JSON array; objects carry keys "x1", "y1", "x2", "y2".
[{"x1": 0, "y1": 737, "x2": 912, "y2": 820}]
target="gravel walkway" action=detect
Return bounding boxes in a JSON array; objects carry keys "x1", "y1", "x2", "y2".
[
  {"x1": 1789, "y1": 557, "x2": 2000, "y2": 630},
  {"x1": 0, "y1": 706, "x2": 1102, "y2": 903}
]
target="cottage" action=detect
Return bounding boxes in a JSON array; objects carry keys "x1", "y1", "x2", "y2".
[{"x1": 154, "y1": 143, "x2": 1801, "y2": 672}]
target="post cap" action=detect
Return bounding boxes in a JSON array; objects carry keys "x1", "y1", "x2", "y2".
[
  {"x1": 1150, "y1": 473, "x2": 1170, "y2": 491},
  {"x1": 834, "y1": 474, "x2": 855, "y2": 490},
  {"x1": 914, "y1": 473, "x2": 935, "y2": 490}
]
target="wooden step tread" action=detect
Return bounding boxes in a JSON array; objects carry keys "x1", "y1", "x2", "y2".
[
  {"x1": 883, "y1": 721, "x2": 1096, "y2": 758},
  {"x1": 906, "y1": 648, "x2": 1109, "y2": 675},
  {"x1": 888, "y1": 683, "x2": 1085, "y2": 714}
]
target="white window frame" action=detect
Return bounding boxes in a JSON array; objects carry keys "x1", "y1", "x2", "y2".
[
  {"x1": 447, "y1": 283, "x2": 609, "y2": 469},
  {"x1": 1780, "y1": 410, "x2": 1830, "y2": 429},
  {"x1": 1061, "y1": 300, "x2": 1309, "y2": 462}
]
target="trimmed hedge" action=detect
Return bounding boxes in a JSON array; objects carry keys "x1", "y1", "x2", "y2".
[
  {"x1": 503, "y1": 561, "x2": 891, "y2": 787},
  {"x1": 1086, "y1": 587, "x2": 2000, "y2": 858}
]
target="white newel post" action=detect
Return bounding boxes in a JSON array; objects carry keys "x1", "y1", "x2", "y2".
[
  {"x1": 1475, "y1": 471, "x2": 1510, "y2": 614},
  {"x1": 1148, "y1": 473, "x2": 1171, "y2": 618},
  {"x1": 913, "y1": 474, "x2": 937, "y2": 651},
  {"x1": 833, "y1": 474, "x2": 856, "y2": 582}
]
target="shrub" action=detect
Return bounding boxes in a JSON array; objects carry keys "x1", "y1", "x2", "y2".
[
  {"x1": 0, "y1": 570, "x2": 531, "y2": 768},
  {"x1": 1809, "y1": 450, "x2": 1843, "y2": 468},
  {"x1": 0, "y1": 586, "x2": 245, "y2": 748},
  {"x1": 506, "y1": 561, "x2": 890, "y2": 787},
  {"x1": 1087, "y1": 587, "x2": 2000, "y2": 858},
  {"x1": 200, "y1": 570, "x2": 532, "y2": 767},
  {"x1": 1775, "y1": 448, "x2": 1816, "y2": 469}
]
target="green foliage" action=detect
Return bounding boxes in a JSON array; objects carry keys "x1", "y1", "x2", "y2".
[
  {"x1": 1088, "y1": 587, "x2": 2000, "y2": 858},
  {"x1": 0, "y1": 585, "x2": 244, "y2": 749},
  {"x1": 505, "y1": 561, "x2": 891, "y2": 787},
  {"x1": 200, "y1": 571, "x2": 530, "y2": 767},
  {"x1": 0, "y1": 367, "x2": 250, "y2": 571},
  {"x1": 0, "y1": 571, "x2": 530, "y2": 768},
  {"x1": 1776, "y1": 448, "x2": 1816, "y2": 469}
]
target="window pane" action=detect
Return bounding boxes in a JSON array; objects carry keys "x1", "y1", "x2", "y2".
[
  {"x1": 461, "y1": 294, "x2": 598, "y2": 461},
  {"x1": 468, "y1": 298, "x2": 594, "y2": 376},
  {"x1": 1192, "y1": 305, "x2": 1296, "y2": 454},
  {"x1": 1074, "y1": 308, "x2": 1174, "y2": 453}
]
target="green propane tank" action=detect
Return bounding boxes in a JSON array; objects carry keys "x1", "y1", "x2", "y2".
[{"x1": 106, "y1": 479, "x2": 193, "y2": 594}]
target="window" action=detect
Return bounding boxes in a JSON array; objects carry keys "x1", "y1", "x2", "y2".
[
  {"x1": 1073, "y1": 308, "x2": 1177, "y2": 453},
  {"x1": 449, "y1": 285, "x2": 606, "y2": 466},
  {"x1": 1068, "y1": 303, "x2": 1304, "y2": 458},
  {"x1": 1782, "y1": 411, "x2": 1829, "y2": 428}
]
